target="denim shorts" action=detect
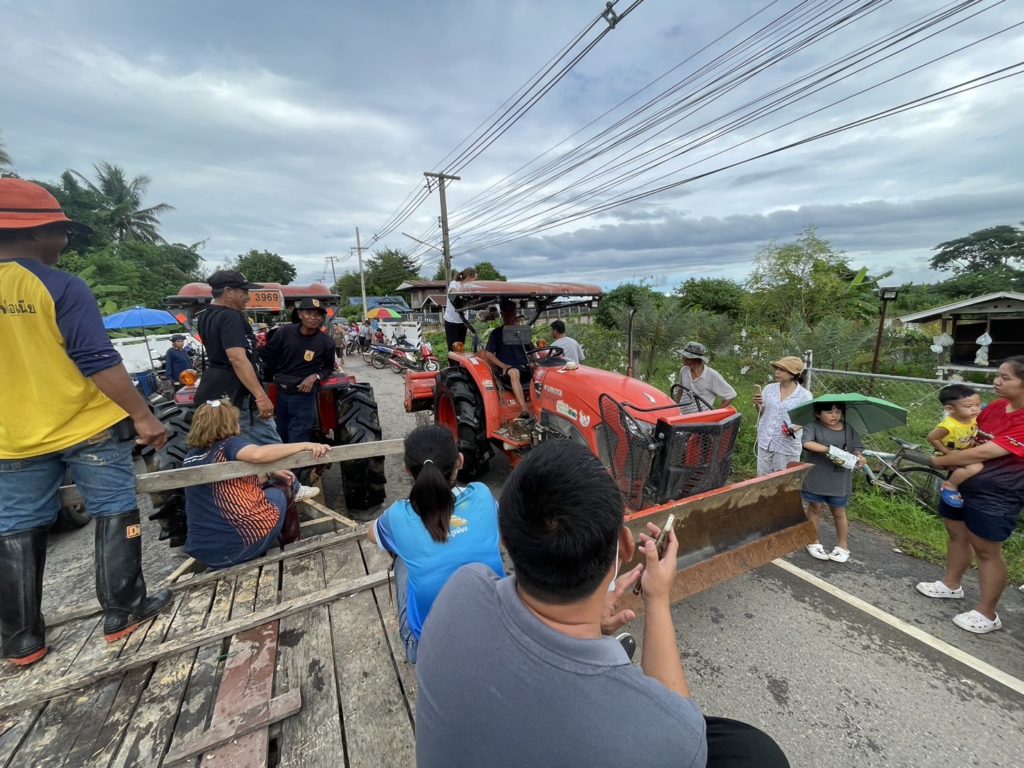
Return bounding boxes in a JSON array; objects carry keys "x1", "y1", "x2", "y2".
[
  {"x1": 801, "y1": 491, "x2": 850, "y2": 508},
  {"x1": 937, "y1": 499, "x2": 1020, "y2": 543},
  {"x1": 0, "y1": 428, "x2": 137, "y2": 534}
]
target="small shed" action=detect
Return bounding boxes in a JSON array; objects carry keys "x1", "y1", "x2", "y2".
[
  {"x1": 395, "y1": 280, "x2": 448, "y2": 310},
  {"x1": 899, "y1": 291, "x2": 1024, "y2": 374}
]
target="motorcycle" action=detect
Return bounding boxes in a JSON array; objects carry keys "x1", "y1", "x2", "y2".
[{"x1": 379, "y1": 335, "x2": 440, "y2": 374}]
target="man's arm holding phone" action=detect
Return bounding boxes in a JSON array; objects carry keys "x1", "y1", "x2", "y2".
[{"x1": 637, "y1": 519, "x2": 690, "y2": 699}]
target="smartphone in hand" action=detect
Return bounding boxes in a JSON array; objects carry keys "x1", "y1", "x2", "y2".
[{"x1": 634, "y1": 513, "x2": 675, "y2": 595}]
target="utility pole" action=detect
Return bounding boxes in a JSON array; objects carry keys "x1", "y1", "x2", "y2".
[
  {"x1": 355, "y1": 227, "x2": 369, "y2": 321},
  {"x1": 325, "y1": 254, "x2": 339, "y2": 287},
  {"x1": 423, "y1": 171, "x2": 460, "y2": 283}
]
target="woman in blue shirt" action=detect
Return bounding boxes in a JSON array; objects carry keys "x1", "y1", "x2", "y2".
[{"x1": 369, "y1": 425, "x2": 504, "y2": 663}]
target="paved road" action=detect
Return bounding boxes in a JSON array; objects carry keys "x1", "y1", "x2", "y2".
[{"x1": 43, "y1": 351, "x2": 1024, "y2": 766}]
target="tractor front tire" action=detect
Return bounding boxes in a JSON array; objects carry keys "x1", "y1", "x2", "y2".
[
  {"x1": 335, "y1": 383, "x2": 387, "y2": 511},
  {"x1": 435, "y1": 368, "x2": 492, "y2": 481}
]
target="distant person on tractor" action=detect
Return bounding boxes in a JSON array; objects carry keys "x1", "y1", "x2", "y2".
[
  {"x1": 182, "y1": 399, "x2": 327, "y2": 569},
  {"x1": 164, "y1": 333, "x2": 193, "y2": 386},
  {"x1": 549, "y1": 319, "x2": 585, "y2": 364},
  {"x1": 444, "y1": 266, "x2": 477, "y2": 351},
  {"x1": 194, "y1": 269, "x2": 281, "y2": 446},
  {"x1": 677, "y1": 341, "x2": 736, "y2": 410},
  {"x1": 415, "y1": 440, "x2": 790, "y2": 768},
  {"x1": 0, "y1": 179, "x2": 172, "y2": 667},
  {"x1": 260, "y1": 298, "x2": 336, "y2": 443},
  {"x1": 478, "y1": 299, "x2": 534, "y2": 420}
]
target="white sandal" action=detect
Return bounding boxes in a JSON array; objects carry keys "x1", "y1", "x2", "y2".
[
  {"x1": 805, "y1": 543, "x2": 829, "y2": 561},
  {"x1": 915, "y1": 580, "x2": 964, "y2": 599},
  {"x1": 953, "y1": 610, "x2": 1002, "y2": 634}
]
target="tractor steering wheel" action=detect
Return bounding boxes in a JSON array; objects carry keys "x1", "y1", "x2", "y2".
[{"x1": 528, "y1": 346, "x2": 565, "y2": 363}]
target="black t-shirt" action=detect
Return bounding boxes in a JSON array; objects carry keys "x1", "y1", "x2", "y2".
[
  {"x1": 261, "y1": 324, "x2": 336, "y2": 385},
  {"x1": 486, "y1": 324, "x2": 534, "y2": 369},
  {"x1": 194, "y1": 305, "x2": 261, "y2": 407}
]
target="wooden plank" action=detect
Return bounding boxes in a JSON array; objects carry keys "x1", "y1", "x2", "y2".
[
  {"x1": 360, "y1": 541, "x2": 419, "y2": 718},
  {"x1": 323, "y1": 542, "x2": 416, "y2": 767},
  {"x1": 165, "y1": 690, "x2": 300, "y2": 764},
  {"x1": 73, "y1": 591, "x2": 182, "y2": 766},
  {"x1": 300, "y1": 498, "x2": 360, "y2": 530},
  {"x1": 161, "y1": 574, "x2": 242, "y2": 768},
  {"x1": 0, "y1": 571, "x2": 388, "y2": 716},
  {"x1": 157, "y1": 557, "x2": 199, "y2": 589},
  {"x1": 59, "y1": 439, "x2": 405, "y2": 507},
  {"x1": 200, "y1": 564, "x2": 280, "y2": 766},
  {"x1": 107, "y1": 586, "x2": 217, "y2": 768},
  {"x1": 47, "y1": 529, "x2": 367, "y2": 630},
  {"x1": 275, "y1": 553, "x2": 345, "y2": 767}
]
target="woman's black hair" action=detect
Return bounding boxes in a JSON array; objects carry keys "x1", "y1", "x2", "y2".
[
  {"x1": 1003, "y1": 355, "x2": 1024, "y2": 380},
  {"x1": 813, "y1": 400, "x2": 845, "y2": 415},
  {"x1": 405, "y1": 425, "x2": 460, "y2": 543},
  {"x1": 455, "y1": 266, "x2": 478, "y2": 282},
  {"x1": 774, "y1": 365, "x2": 807, "y2": 386}
]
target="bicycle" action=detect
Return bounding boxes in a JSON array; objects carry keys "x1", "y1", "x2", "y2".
[{"x1": 860, "y1": 437, "x2": 945, "y2": 512}]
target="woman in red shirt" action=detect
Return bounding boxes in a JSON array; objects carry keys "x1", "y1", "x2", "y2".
[{"x1": 913, "y1": 356, "x2": 1024, "y2": 634}]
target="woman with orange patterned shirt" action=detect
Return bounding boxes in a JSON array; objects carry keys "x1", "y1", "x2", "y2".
[{"x1": 183, "y1": 399, "x2": 329, "y2": 568}]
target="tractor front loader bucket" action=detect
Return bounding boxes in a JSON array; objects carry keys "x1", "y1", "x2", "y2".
[{"x1": 621, "y1": 465, "x2": 814, "y2": 610}]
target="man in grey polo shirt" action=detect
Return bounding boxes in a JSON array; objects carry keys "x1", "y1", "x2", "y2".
[
  {"x1": 549, "y1": 319, "x2": 585, "y2": 363},
  {"x1": 677, "y1": 340, "x2": 736, "y2": 411},
  {"x1": 415, "y1": 441, "x2": 789, "y2": 768}
]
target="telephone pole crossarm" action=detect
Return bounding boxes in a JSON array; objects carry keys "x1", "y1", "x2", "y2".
[{"x1": 423, "y1": 171, "x2": 460, "y2": 284}]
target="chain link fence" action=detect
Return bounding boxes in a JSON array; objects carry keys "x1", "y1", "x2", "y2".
[{"x1": 806, "y1": 367, "x2": 995, "y2": 452}]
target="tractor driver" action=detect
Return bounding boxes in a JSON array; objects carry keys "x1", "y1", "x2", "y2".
[{"x1": 479, "y1": 299, "x2": 534, "y2": 421}]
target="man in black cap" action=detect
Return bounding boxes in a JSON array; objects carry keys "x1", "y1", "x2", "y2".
[
  {"x1": 261, "y1": 298, "x2": 336, "y2": 443},
  {"x1": 194, "y1": 269, "x2": 280, "y2": 444},
  {"x1": 163, "y1": 333, "x2": 193, "y2": 387}
]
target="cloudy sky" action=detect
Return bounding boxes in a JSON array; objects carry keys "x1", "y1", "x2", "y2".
[{"x1": 2, "y1": 0, "x2": 1022, "y2": 291}]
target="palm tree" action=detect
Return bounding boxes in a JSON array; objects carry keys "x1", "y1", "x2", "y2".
[
  {"x1": 71, "y1": 162, "x2": 174, "y2": 243},
  {"x1": 0, "y1": 130, "x2": 12, "y2": 169}
]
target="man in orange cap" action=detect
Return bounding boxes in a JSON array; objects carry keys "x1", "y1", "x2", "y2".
[{"x1": 0, "y1": 179, "x2": 171, "y2": 667}]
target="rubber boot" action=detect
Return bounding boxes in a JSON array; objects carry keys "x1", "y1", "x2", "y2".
[
  {"x1": 95, "y1": 511, "x2": 172, "y2": 643},
  {"x1": 0, "y1": 528, "x2": 49, "y2": 666}
]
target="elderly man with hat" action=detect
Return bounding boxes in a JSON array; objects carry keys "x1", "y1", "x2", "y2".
[
  {"x1": 164, "y1": 333, "x2": 193, "y2": 387},
  {"x1": 676, "y1": 341, "x2": 736, "y2": 411},
  {"x1": 261, "y1": 298, "x2": 337, "y2": 443},
  {"x1": 752, "y1": 356, "x2": 813, "y2": 476},
  {"x1": 194, "y1": 269, "x2": 281, "y2": 445},
  {"x1": 0, "y1": 179, "x2": 171, "y2": 667}
]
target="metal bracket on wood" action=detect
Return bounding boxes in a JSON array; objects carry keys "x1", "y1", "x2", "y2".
[
  {"x1": 602, "y1": 1, "x2": 620, "y2": 29},
  {"x1": 164, "y1": 689, "x2": 302, "y2": 764}
]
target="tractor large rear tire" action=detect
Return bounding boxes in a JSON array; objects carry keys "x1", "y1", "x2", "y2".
[
  {"x1": 335, "y1": 383, "x2": 387, "y2": 511},
  {"x1": 142, "y1": 394, "x2": 194, "y2": 547},
  {"x1": 435, "y1": 367, "x2": 492, "y2": 481}
]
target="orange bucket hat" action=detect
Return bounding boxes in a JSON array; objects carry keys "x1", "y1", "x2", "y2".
[{"x1": 0, "y1": 179, "x2": 91, "y2": 232}]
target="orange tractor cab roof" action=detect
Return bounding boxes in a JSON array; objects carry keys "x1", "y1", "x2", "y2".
[
  {"x1": 164, "y1": 282, "x2": 340, "y2": 327},
  {"x1": 449, "y1": 280, "x2": 604, "y2": 316}
]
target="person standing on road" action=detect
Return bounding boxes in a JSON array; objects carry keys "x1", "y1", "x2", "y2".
[
  {"x1": 194, "y1": 269, "x2": 280, "y2": 445},
  {"x1": 911, "y1": 357, "x2": 1024, "y2": 634},
  {"x1": 163, "y1": 333, "x2": 193, "y2": 386},
  {"x1": 260, "y1": 298, "x2": 336, "y2": 443},
  {"x1": 414, "y1": 440, "x2": 790, "y2": 768},
  {"x1": 368, "y1": 425, "x2": 504, "y2": 664},
  {"x1": 444, "y1": 266, "x2": 477, "y2": 351},
  {"x1": 754, "y1": 356, "x2": 813, "y2": 475},
  {"x1": 549, "y1": 319, "x2": 585, "y2": 364},
  {"x1": 0, "y1": 179, "x2": 172, "y2": 667},
  {"x1": 677, "y1": 341, "x2": 736, "y2": 410}
]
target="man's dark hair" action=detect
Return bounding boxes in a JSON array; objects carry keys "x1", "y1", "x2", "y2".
[
  {"x1": 550, "y1": 319, "x2": 566, "y2": 334},
  {"x1": 938, "y1": 383, "x2": 978, "y2": 406},
  {"x1": 499, "y1": 441, "x2": 622, "y2": 604},
  {"x1": 211, "y1": 287, "x2": 226, "y2": 299}
]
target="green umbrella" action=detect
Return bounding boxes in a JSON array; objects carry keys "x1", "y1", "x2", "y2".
[{"x1": 787, "y1": 393, "x2": 908, "y2": 435}]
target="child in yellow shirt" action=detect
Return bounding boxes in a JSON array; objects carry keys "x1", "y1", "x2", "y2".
[{"x1": 927, "y1": 384, "x2": 983, "y2": 508}]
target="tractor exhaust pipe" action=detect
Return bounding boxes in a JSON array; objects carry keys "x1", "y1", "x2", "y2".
[{"x1": 626, "y1": 307, "x2": 638, "y2": 379}]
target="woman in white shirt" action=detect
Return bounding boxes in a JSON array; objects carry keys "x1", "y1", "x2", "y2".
[
  {"x1": 753, "y1": 356, "x2": 813, "y2": 475},
  {"x1": 444, "y1": 267, "x2": 478, "y2": 351}
]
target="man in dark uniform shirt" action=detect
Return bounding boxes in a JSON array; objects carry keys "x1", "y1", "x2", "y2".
[
  {"x1": 261, "y1": 298, "x2": 336, "y2": 442},
  {"x1": 163, "y1": 333, "x2": 192, "y2": 386},
  {"x1": 194, "y1": 270, "x2": 281, "y2": 445}
]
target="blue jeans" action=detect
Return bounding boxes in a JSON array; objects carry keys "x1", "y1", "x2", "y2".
[
  {"x1": 275, "y1": 392, "x2": 317, "y2": 443},
  {"x1": 0, "y1": 428, "x2": 137, "y2": 534},
  {"x1": 201, "y1": 479, "x2": 293, "y2": 569},
  {"x1": 393, "y1": 558, "x2": 419, "y2": 663},
  {"x1": 239, "y1": 407, "x2": 283, "y2": 445}
]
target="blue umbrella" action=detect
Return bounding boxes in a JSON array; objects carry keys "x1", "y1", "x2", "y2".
[
  {"x1": 103, "y1": 306, "x2": 181, "y2": 375},
  {"x1": 102, "y1": 306, "x2": 179, "y2": 330}
]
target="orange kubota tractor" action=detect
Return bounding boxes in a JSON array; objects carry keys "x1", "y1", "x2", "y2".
[
  {"x1": 405, "y1": 281, "x2": 815, "y2": 600},
  {"x1": 143, "y1": 282, "x2": 386, "y2": 547}
]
